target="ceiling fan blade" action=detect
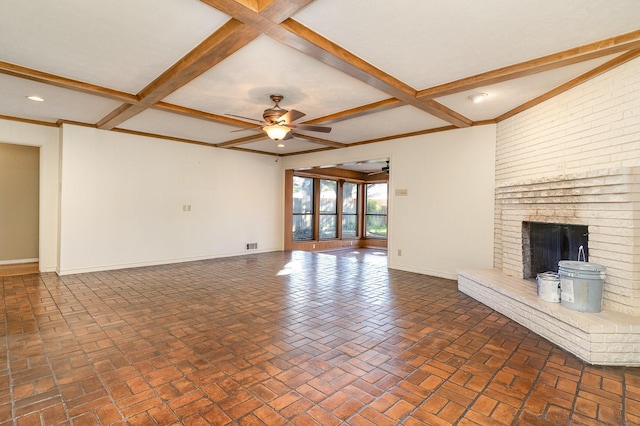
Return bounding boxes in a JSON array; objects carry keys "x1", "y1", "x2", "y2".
[
  {"x1": 283, "y1": 132, "x2": 294, "y2": 140},
  {"x1": 288, "y1": 123, "x2": 332, "y2": 133},
  {"x1": 281, "y1": 109, "x2": 306, "y2": 124},
  {"x1": 225, "y1": 113, "x2": 263, "y2": 123},
  {"x1": 230, "y1": 126, "x2": 262, "y2": 133}
]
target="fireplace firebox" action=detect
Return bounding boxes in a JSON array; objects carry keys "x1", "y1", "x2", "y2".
[{"x1": 522, "y1": 222, "x2": 588, "y2": 279}]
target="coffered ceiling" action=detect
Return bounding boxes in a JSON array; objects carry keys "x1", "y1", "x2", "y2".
[{"x1": 1, "y1": 0, "x2": 639, "y2": 161}]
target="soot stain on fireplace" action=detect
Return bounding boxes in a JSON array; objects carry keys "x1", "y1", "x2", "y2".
[{"x1": 522, "y1": 222, "x2": 588, "y2": 279}]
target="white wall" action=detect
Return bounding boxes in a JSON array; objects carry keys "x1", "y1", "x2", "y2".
[
  {"x1": 282, "y1": 125, "x2": 496, "y2": 280},
  {"x1": 58, "y1": 124, "x2": 283, "y2": 274},
  {"x1": 0, "y1": 119, "x2": 59, "y2": 272},
  {"x1": 0, "y1": 118, "x2": 494, "y2": 278}
]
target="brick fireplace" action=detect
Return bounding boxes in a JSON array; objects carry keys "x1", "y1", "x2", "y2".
[
  {"x1": 459, "y1": 167, "x2": 640, "y2": 365},
  {"x1": 457, "y1": 56, "x2": 640, "y2": 366},
  {"x1": 498, "y1": 167, "x2": 640, "y2": 314}
]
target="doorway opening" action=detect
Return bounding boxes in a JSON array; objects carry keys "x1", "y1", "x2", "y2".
[
  {"x1": 0, "y1": 142, "x2": 40, "y2": 275},
  {"x1": 285, "y1": 159, "x2": 389, "y2": 252}
]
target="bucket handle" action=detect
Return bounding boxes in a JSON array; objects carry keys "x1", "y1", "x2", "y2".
[{"x1": 578, "y1": 245, "x2": 586, "y2": 262}]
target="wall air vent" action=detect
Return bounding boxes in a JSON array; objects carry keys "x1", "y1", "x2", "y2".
[{"x1": 246, "y1": 243, "x2": 258, "y2": 250}]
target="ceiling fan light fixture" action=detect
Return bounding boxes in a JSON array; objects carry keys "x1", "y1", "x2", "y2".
[
  {"x1": 264, "y1": 124, "x2": 290, "y2": 141},
  {"x1": 468, "y1": 93, "x2": 488, "y2": 103}
]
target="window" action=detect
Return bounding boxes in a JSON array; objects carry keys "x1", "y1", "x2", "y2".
[
  {"x1": 319, "y1": 179, "x2": 337, "y2": 239},
  {"x1": 365, "y1": 183, "x2": 388, "y2": 238},
  {"x1": 342, "y1": 182, "x2": 358, "y2": 237},
  {"x1": 289, "y1": 173, "x2": 387, "y2": 245},
  {"x1": 292, "y1": 176, "x2": 313, "y2": 240}
]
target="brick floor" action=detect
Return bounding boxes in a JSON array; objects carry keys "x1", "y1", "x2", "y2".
[{"x1": 1, "y1": 249, "x2": 639, "y2": 425}]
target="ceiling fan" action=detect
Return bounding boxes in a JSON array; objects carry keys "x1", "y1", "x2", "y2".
[
  {"x1": 368, "y1": 161, "x2": 390, "y2": 176},
  {"x1": 226, "y1": 95, "x2": 332, "y2": 141}
]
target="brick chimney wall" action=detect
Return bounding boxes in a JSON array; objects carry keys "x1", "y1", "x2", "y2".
[{"x1": 494, "y1": 57, "x2": 640, "y2": 316}]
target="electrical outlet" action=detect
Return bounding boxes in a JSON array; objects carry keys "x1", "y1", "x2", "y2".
[
  {"x1": 398, "y1": 249, "x2": 402, "y2": 256},
  {"x1": 312, "y1": 244, "x2": 316, "y2": 249}
]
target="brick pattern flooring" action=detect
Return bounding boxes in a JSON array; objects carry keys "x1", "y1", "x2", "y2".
[{"x1": 1, "y1": 249, "x2": 639, "y2": 425}]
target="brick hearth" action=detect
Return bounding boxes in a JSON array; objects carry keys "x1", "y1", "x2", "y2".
[{"x1": 458, "y1": 269, "x2": 640, "y2": 366}]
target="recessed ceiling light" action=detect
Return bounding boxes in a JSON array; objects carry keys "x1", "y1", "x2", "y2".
[
  {"x1": 27, "y1": 95, "x2": 45, "y2": 102},
  {"x1": 468, "y1": 93, "x2": 488, "y2": 103}
]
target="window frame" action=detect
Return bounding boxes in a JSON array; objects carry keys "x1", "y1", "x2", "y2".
[
  {"x1": 318, "y1": 179, "x2": 338, "y2": 240},
  {"x1": 364, "y1": 182, "x2": 388, "y2": 239},
  {"x1": 341, "y1": 181, "x2": 360, "y2": 238},
  {"x1": 292, "y1": 175, "x2": 315, "y2": 241}
]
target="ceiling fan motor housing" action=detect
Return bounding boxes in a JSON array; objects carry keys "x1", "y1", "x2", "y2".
[
  {"x1": 263, "y1": 107, "x2": 287, "y2": 124},
  {"x1": 263, "y1": 94, "x2": 287, "y2": 123}
]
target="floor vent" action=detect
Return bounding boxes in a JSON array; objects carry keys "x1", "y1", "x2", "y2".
[{"x1": 246, "y1": 243, "x2": 258, "y2": 250}]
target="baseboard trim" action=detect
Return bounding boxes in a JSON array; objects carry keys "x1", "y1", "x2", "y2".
[
  {"x1": 0, "y1": 258, "x2": 38, "y2": 265},
  {"x1": 0, "y1": 261, "x2": 40, "y2": 276}
]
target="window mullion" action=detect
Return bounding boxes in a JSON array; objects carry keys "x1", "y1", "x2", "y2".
[
  {"x1": 337, "y1": 180, "x2": 343, "y2": 240},
  {"x1": 313, "y1": 178, "x2": 320, "y2": 241}
]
